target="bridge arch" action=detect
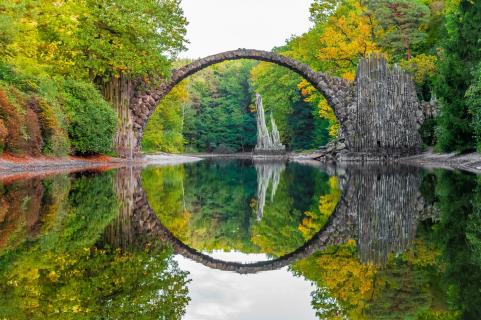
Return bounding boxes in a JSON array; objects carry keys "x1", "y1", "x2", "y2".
[{"x1": 128, "y1": 49, "x2": 355, "y2": 154}]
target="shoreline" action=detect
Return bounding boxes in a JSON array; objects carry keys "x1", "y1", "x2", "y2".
[{"x1": 0, "y1": 150, "x2": 480, "y2": 175}]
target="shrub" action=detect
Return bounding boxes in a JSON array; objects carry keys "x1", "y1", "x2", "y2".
[
  {"x1": 0, "y1": 87, "x2": 27, "y2": 154},
  {"x1": 34, "y1": 98, "x2": 70, "y2": 156},
  {"x1": 0, "y1": 120, "x2": 7, "y2": 152},
  {"x1": 25, "y1": 108, "x2": 43, "y2": 156},
  {"x1": 60, "y1": 80, "x2": 117, "y2": 155},
  {"x1": 466, "y1": 68, "x2": 481, "y2": 152}
]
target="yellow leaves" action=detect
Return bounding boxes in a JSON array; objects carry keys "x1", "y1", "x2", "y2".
[
  {"x1": 399, "y1": 54, "x2": 437, "y2": 85},
  {"x1": 314, "y1": 243, "x2": 377, "y2": 315},
  {"x1": 299, "y1": 177, "x2": 341, "y2": 239},
  {"x1": 318, "y1": 9, "x2": 380, "y2": 79},
  {"x1": 319, "y1": 177, "x2": 341, "y2": 216},
  {"x1": 25, "y1": 268, "x2": 40, "y2": 281},
  {"x1": 298, "y1": 80, "x2": 340, "y2": 138},
  {"x1": 48, "y1": 271, "x2": 59, "y2": 282}
]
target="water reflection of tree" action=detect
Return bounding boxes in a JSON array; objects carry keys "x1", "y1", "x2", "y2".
[
  {"x1": 251, "y1": 166, "x2": 333, "y2": 257},
  {"x1": 292, "y1": 170, "x2": 481, "y2": 320},
  {"x1": 143, "y1": 161, "x2": 336, "y2": 256},
  {"x1": 0, "y1": 172, "x2": 190, "y2": 319},
  {"x1": 143, "y1": 160, "x2": 259, "y2": 253}
]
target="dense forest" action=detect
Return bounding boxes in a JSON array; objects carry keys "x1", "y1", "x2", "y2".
[{"x1": 0, "y1": 0, "x2": 480, "y2": 155}]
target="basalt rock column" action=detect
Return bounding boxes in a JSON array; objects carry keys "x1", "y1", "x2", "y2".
[
  {"x1": 351, "y1": 55, "x2": 424, "y2": 156},
  {"x1": 254, "y1": 94, "x2": 286, "y2": 154}
]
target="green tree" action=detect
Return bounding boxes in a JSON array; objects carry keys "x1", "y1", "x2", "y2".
[
  {"x1": 434, "y1": 0, "x2": 481, "y2": 152},
  {"x1": 60, "y1": 80, "x2": 117, "y2": 155},
  {"x1": 465, "y1": 65, "x2": 481, "y2": 151},
  {"x1": 183, "y1": 61, "x2": 257, "y2": 153},
  {"x1": 371, "y1": 0, "x2": 431, "y2": 61}
]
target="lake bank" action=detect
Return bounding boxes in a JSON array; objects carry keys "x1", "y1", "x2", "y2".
[
  {"x1": 1, "y1": 151, "x2": 480, "y2": 174},
  {"x1": 187, "y1": 151, "x2": 481, "y2": 173}
]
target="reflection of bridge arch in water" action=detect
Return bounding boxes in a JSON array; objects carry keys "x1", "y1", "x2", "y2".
[{"x1": 104, "y1": 163, "x2": 436, "y2": 274}]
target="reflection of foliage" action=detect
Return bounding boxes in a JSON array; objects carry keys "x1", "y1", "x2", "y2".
[
  {"x1": 292, "y1": 241, "x2": 376, "y2": 318},
  {"x1": 299, "y1": 176, "x2": 340, "y2": 240},
  {"x1": 432, "y1": 170, "x2": 481, "y2": 318},
  {"x1": 143, "y1": 161, "x2": 258, "y2": 252},
  {"x1": 182, "y1": 161, "x2": 257, "y2": 252},
  {"x1": 293, "y1": 237, "x2": 451, "y2": 320},
  {"x1": 41, "y1": 172, "x2": 119, "y2": 252},
  {"x1": 252, "y1": 165, "x2": 333, "y2": 256},
  {"x1": 0, "y1": 171, "x2": 190, "y2": 319},
  {"x1": 143, "y1": 161, "x2": 338, "y2": 256},
  {"x1": 0, "y1": 246, "x2": 189, "y2": 319},
  {"x1": 142, "y1": 165, "x2": 188, "y2": 241},
  {"x1": 293, "y1": 169, "x2": 481, "y2": 320}
]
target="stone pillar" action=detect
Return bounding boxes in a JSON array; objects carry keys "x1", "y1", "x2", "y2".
[{"x1": 254, "y1": 93, "x2": 286, "y2": 154}]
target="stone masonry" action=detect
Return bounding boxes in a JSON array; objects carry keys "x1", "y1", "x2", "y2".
[{"x1": 123, "y1": 49, "x2": 423, "y2": 159}]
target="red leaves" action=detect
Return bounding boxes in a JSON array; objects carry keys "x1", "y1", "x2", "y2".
[{"x1": 0, "y1": 88, "x2": 44, "y2": 155}]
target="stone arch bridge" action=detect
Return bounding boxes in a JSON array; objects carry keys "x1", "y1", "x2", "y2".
[
  {"x1": 103, "y1": 164, "x2": 435, "y2": 274},
  {"x1": 121, "y1": 49, "x2": 424, "y2": 159}
]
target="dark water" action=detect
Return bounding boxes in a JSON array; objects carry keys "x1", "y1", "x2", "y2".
[{"x1": 0, "y1": 159, "x2": 480, "y2": 319}]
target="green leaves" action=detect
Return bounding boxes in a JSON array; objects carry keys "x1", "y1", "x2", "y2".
[{"x1": 60, "y1": 79, "x2": 117, "y2": 155}]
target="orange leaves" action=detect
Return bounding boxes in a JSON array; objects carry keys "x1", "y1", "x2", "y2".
[
  {"x1": 25, "y1": 108, "x2": 43, "y2": 156},
  {"x1": 0, "y1": 120, "x2": 7, "y2": 150},
  {"x1": 0, "y1": 88, "x2": 26, "y2": 154}
]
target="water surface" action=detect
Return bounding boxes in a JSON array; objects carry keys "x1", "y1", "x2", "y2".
[{"x1": 0, "y1": 159, "x2": 480, "y2": 319}]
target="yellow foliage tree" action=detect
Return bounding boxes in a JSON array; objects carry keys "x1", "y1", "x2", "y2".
[
  {"x1": 297, "y1": 1, "x2": 383, "y2": 139},
  {"x1": 299, "y1": 176, "x2": 341, "y2": 240}
]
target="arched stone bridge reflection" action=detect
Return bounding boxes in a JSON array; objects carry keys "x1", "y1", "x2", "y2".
[{"x1": 104, "y1": 163, "x2": 436, "y2": 274}]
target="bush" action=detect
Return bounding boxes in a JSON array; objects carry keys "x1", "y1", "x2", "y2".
[
  {"x1": 60, "y1": 80, "x2": 117, "y2": 155},
  {"x1": 0, "y1": 87, "x2": 24, "y2": 153},
  {"x1": 0, "y1": 119, "x2": 7, "y2": 152},
  {"x1": 34, "y1": 98, "x2": 70, "y2": 156},
  {"x1": 0, "y1": 64, "x2": 71, "y2": 156}
]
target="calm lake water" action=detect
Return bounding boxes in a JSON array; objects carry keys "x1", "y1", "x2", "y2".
[{"x1": 0, "y1": 159, "x2": 480, "y2": 319}]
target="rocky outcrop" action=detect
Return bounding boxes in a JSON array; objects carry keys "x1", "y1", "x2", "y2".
[
  {"x1": 254, "y1": 94, "x2": 286, "y2": 154},
  {"x1": 317, "y1": 56, "x2": 425, "y2": 162}
]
